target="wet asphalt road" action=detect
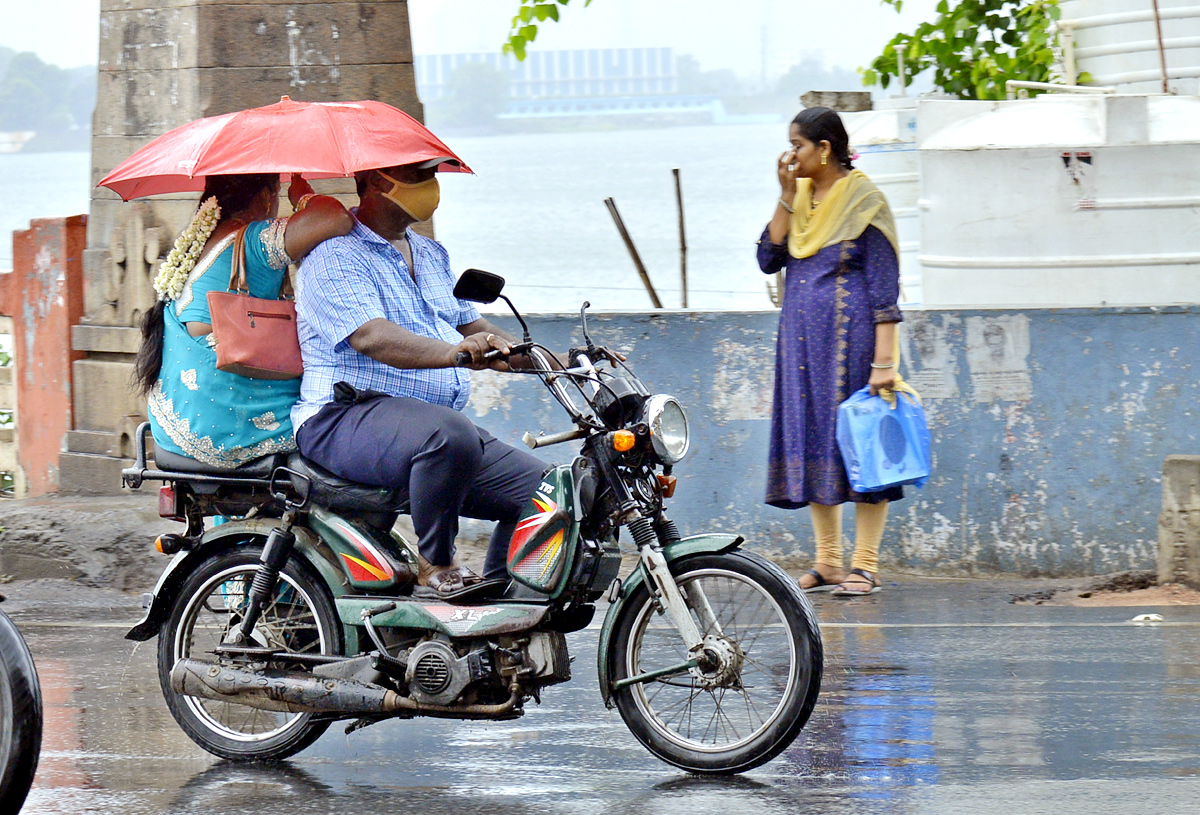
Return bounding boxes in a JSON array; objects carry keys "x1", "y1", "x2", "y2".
[{"x1": 8, "y1": 575, "x2": 1200, "y2": 815}]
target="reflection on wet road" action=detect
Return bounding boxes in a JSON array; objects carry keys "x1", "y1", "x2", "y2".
[{"x1": 10, "y1": 578, "x2": 1200, "y2": 814}]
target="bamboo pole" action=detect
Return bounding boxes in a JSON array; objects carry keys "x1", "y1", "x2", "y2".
[
  {"x1": 604, "y1": 197, "x2": 663, "y2": 309},
  {"x1": 672, "y1": 169, "x2": 688, "y2": 309}
]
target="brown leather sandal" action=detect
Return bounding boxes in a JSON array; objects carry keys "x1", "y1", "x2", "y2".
[{"x1": 415, "y1": 561, "x2": 503, "y2": 601}]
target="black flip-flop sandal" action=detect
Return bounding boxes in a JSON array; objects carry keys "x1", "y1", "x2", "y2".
[
  {"x1": 831, "y1": 568, "x2": 881, "y2": 597},
  {"x1": 799, "y1": 568, "x2": 837, "y2": 593}
]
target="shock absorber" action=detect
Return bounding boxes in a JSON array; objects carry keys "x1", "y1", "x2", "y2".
[
  {"x1": 226, "y1": 511, "x2": 298, "y2": 646},
  {"x1": 654, "y1": 516, "x2": 681, "y2": 545},
  {"x1": 627, "y1": 515, "x2": 659, "y2": 550}
]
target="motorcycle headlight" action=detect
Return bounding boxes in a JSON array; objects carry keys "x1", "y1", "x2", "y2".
[{"x1": 643, "y1": 394, "x2": 690, "y2": 464}]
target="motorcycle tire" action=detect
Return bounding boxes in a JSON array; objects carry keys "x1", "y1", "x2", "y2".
[
  {"x1": 0, "y1": 608, "x2": 42, "y2": 813},
  {"x1": 158, "y1": 546, "x2": 343, "y2": 761},
  {"x1": 610, "y1": 550, "x2": 822, "y2": 774}
]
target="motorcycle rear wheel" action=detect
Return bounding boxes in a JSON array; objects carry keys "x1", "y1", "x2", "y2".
[
  {"x1": 158, "y1": 546, "x2": 343, "y2": 761},
  {"x1": 0, "y1": 608, "x2": 41, "y2": 813},
  {"x1": 610, "y1": 550, "x2": 822, "y2": 774}
]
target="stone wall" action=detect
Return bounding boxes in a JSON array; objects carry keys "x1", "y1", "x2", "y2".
[
  {"x1": 66, "y1": 0, "x2": 423, "y2": 492},
  {"x1": 462, "y1": 306, "x2": 1199, "y2": 578}
]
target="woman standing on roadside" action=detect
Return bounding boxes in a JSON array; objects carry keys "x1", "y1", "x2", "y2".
[
  {"x1": 131, "y1": 173, "x2": 353, "y2": 468},
  {"x1": 757, "y1": 106, "x2": 904, "y2": 597}
]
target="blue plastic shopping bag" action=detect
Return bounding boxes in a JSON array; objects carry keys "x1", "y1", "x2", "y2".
[{"x1": 836, "y1": 384, "x2": 931, "y2": 493}]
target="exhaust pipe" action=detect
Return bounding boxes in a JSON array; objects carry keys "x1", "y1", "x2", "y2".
[{"x1": 171, "y1": 658, "x2": 406, "y2": 715}]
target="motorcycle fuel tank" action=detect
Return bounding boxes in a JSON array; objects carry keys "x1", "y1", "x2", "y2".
[{"x1": 506, "y1": 464, "x2": 580, "y2": 594}]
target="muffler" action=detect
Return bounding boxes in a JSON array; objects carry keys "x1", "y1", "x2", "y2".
[{"x1": 171, "y1": 658, "x2": 406, "y2": 715}]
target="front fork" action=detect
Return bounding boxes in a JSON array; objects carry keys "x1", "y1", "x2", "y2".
[{"x1": 627, "y1": 515, "x2": 719, "y2": 652}]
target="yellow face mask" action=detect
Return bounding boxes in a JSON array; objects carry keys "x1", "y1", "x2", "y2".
[{"x1": 378, "y1": 171, "x2": 441, "y2": 221}]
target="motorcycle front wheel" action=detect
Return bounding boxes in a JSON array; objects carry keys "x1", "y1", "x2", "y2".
[
  {"x1": 0, "y1": 607, "x2": 41, "y2": 813},
  {"x1": 158, "y1": 546, "x2": 343, "y2": 761},
  {"x1": 610, "y1": 550, "x2": 822, "y2": 774}
]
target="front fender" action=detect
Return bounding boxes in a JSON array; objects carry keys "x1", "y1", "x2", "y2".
[
  {"x1": 595, "y1": 533, "x2": 742, "y2": 708},
  {"x1": 124, "y1": 518, "x2": 349, "y2": 641}
]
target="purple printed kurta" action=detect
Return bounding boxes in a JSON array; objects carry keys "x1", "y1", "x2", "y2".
[{"x1": 758, "y1": 224, "x2": 904, "y2": 508}]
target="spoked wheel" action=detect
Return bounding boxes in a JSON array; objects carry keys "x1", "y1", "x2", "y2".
[
  {"x1": 610, "y1": 550, "x2": 822, "y2": 774},
  {"x1": 0, "y1": 607, "x2": 41, "y2": 813},
  {"x1": 158, "y1": 546, "x2": 342, "y2": 761}
]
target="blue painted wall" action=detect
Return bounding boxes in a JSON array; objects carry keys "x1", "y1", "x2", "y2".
[{"x1": 465, "y1": 307, "x2": 1199, "y2": 578}]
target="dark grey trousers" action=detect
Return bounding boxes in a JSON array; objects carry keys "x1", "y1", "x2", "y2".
[{"x1": 295, "y1": 393, "x2": 547, "y2": 580}]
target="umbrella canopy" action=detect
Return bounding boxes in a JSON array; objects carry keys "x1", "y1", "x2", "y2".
[{"x1": 98, "y1": 96, "x2": 472, "y2": 201}]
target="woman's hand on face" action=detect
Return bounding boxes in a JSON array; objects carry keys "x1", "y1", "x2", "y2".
[
  {"x1": 868, "y1": 367, "x2": 897, "y2": 396},
  {"x1": 288, "y1": 173, "x2": 315, "y2": 209},
  {"x1": 777, "y1": 149, "x2": 798, "y2": 197}
]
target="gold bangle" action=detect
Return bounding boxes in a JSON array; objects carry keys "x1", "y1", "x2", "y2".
[
  {"x1": 778, "y1": 198, "x2": 795, "y2": 214},
  {"x1": 295, "y1": 192, "x2": 318, "y2": 211}
]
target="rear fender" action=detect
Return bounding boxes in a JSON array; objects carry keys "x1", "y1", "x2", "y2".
[
  {"x1": 595, "y1": 533, "x2": 742, "y2": 708},
  {"x1": 124, "y1": 518, "x2": 350, "y2": 642}
]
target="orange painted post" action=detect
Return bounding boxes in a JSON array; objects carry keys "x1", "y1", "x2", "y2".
[{"x1": 9, "y1": 216, "x2": 87, "y2": 496}]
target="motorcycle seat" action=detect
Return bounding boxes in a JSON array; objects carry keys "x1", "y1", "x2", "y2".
[
  {"x1": 286, "y1": 453, "x2": 409, "y2": 514},
  {"x1": 152, "y1": 447, "x2": 289, "y2": 479}
]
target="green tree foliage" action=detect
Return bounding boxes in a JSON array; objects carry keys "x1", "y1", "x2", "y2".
[
  {"x1": 777, "y1": 58, "x2": 867, "y2": 97},
  {"x1": 861, "y1": 0, "x2": 1064, "y2": 100},
  {"x1": 676, "y1": 55, "x2": 742, "y2": 98},
  {"x1": 0, "y1": 50, "x2": 95, "y2": 133},
  {"x1": 504, "y1": 0, "x2": 589, "y2": 61}
]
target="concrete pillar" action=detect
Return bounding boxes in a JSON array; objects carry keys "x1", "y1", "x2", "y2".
[
  {"x1": 1157, "y1": 456, "x2": 1200, "y2": 588},
  {"x1": 0, "y1": 217, "x2": 88, "y2": 497},
  {"x1": 63, "y1": 0, "x2": 424, "y2": 492}
]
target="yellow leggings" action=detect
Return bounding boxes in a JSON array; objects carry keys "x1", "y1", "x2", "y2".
[{"x1": 809, "y1": 501, "x2": 888, "y2": 575}]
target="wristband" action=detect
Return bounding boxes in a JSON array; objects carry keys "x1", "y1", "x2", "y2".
[
  {"x1": 295, "y1": 192, "x2": 318, "y2": 211},
  {"x1": 870, "y1": 362, "x2": 895, "y2": 369},
  {"x1": 778, "y1": 197, "x2": 795, "y2": 214}
]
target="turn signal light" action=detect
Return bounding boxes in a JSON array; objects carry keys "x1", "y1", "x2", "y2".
[
  {"x1": 155, "y1": 534, "x2": 187, "y2": 555},
  {"x1": 657, "y1": 474, "x2": 677, "y2": 498},
  {"x1": 612, "y1": 430, "x2": 636, "y2": 452}
]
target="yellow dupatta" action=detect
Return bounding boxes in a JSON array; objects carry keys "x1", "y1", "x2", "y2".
[
  {"x1": 787, "y1": 170, "x2": 914, "y2": 402},
  {"x1": 787, "y1": 170, "x2": 899, "y2": 260}
]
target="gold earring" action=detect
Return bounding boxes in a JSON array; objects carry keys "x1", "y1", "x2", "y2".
[{"x1": 821, "y1": 154, "x2": 827, "y2": 166}]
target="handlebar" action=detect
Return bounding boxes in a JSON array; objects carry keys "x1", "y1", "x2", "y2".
[
  {"x1": 454, "y1": 347, "x2": 507, "y2": 367},
  {"x1": 521, "y1": 427, "x2": 589, "y2": 449}
]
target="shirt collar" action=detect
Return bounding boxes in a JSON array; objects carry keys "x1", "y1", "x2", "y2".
[{"x1": 349, "y1": 207, "x2": 414, "y2": 249}]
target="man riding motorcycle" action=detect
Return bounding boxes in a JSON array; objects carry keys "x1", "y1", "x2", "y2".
[{"x1": 292, "y1": 158, "x2": 546, "y2": 599}]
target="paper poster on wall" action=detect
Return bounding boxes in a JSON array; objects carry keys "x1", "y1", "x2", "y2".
[
  {"x1": 900, "y1": 314, "x2": 960, "y2": 400},
  {"x1": 965, "y1": 315, "x2": 1033, "y2": 403}
]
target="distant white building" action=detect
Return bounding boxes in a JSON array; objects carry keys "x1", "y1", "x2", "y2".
[{"x1": 416, "y1": 47, "x2": 679, "y2": 101}]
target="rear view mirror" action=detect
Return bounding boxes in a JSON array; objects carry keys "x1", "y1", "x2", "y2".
[{"x1": 454, "y1": 269, "x2": 506, "y2": 304}]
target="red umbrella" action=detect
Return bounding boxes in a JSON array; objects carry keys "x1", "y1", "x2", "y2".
[{"x1": 98, "y1": 96, "x2": 472, "y2": 201}]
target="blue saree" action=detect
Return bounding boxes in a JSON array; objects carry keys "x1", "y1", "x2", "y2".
[{"x1": 148, "y1": 219, "x2": 301, "y2": 468}]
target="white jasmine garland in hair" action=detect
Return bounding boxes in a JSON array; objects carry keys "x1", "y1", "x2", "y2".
[{"x1": 152, "y1": 197, "x2": 221, "y2": 302}]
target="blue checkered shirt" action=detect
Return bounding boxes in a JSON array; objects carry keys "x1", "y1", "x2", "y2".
[{"x1": 291, "y1": 216, "x2": 480, "y2": 430}]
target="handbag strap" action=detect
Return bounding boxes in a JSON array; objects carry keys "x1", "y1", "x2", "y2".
[
  {"x1": 225, "y1": 224, "x2": 251, "y2": 294},
  {"x1": 225, "y1": 223, "x2": 296, "y2": 300}
]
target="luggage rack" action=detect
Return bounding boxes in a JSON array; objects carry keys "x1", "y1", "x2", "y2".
[{"x1": 122, "y1": 421, "x2": 281, "y2": 491}]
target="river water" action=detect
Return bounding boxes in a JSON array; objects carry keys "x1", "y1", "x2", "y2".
[{"x1": 0, "y1": 121, "x2": 789, "y2": 313}]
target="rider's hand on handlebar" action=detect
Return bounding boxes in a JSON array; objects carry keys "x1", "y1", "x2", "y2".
[
  {"x1": 599, "y1": 347, "x2": 627, "y2": 367},
  {"x1": 453, "y1": 332, "x2": 511, "y2": 371}
]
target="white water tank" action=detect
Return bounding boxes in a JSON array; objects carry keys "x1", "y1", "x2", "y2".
[
  {"x1": 916, "y1": 93, "x2": 1200, "y2": 308},
  {"x1": 842, "y1": 99, "x2": 922, "y2": 305},
  {"x1": 1060, "y1": 0, "x2": 1200, "y2": 95}
]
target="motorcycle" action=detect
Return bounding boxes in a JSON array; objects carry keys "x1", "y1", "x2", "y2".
[
  {"x1": 123, "y1": 269, "x2": 823, "y2": 775},
  {"x1": 0, "y1": 598, "x2": 42, "y2": 813}
]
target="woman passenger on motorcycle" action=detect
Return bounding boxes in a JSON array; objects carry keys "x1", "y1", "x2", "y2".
[
  {"x1": 132, "y1": 173, "x2": 354, "y2": 467},
  {"x1": 757, "y1": 107, "x2": 903, "y2": 597}
]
